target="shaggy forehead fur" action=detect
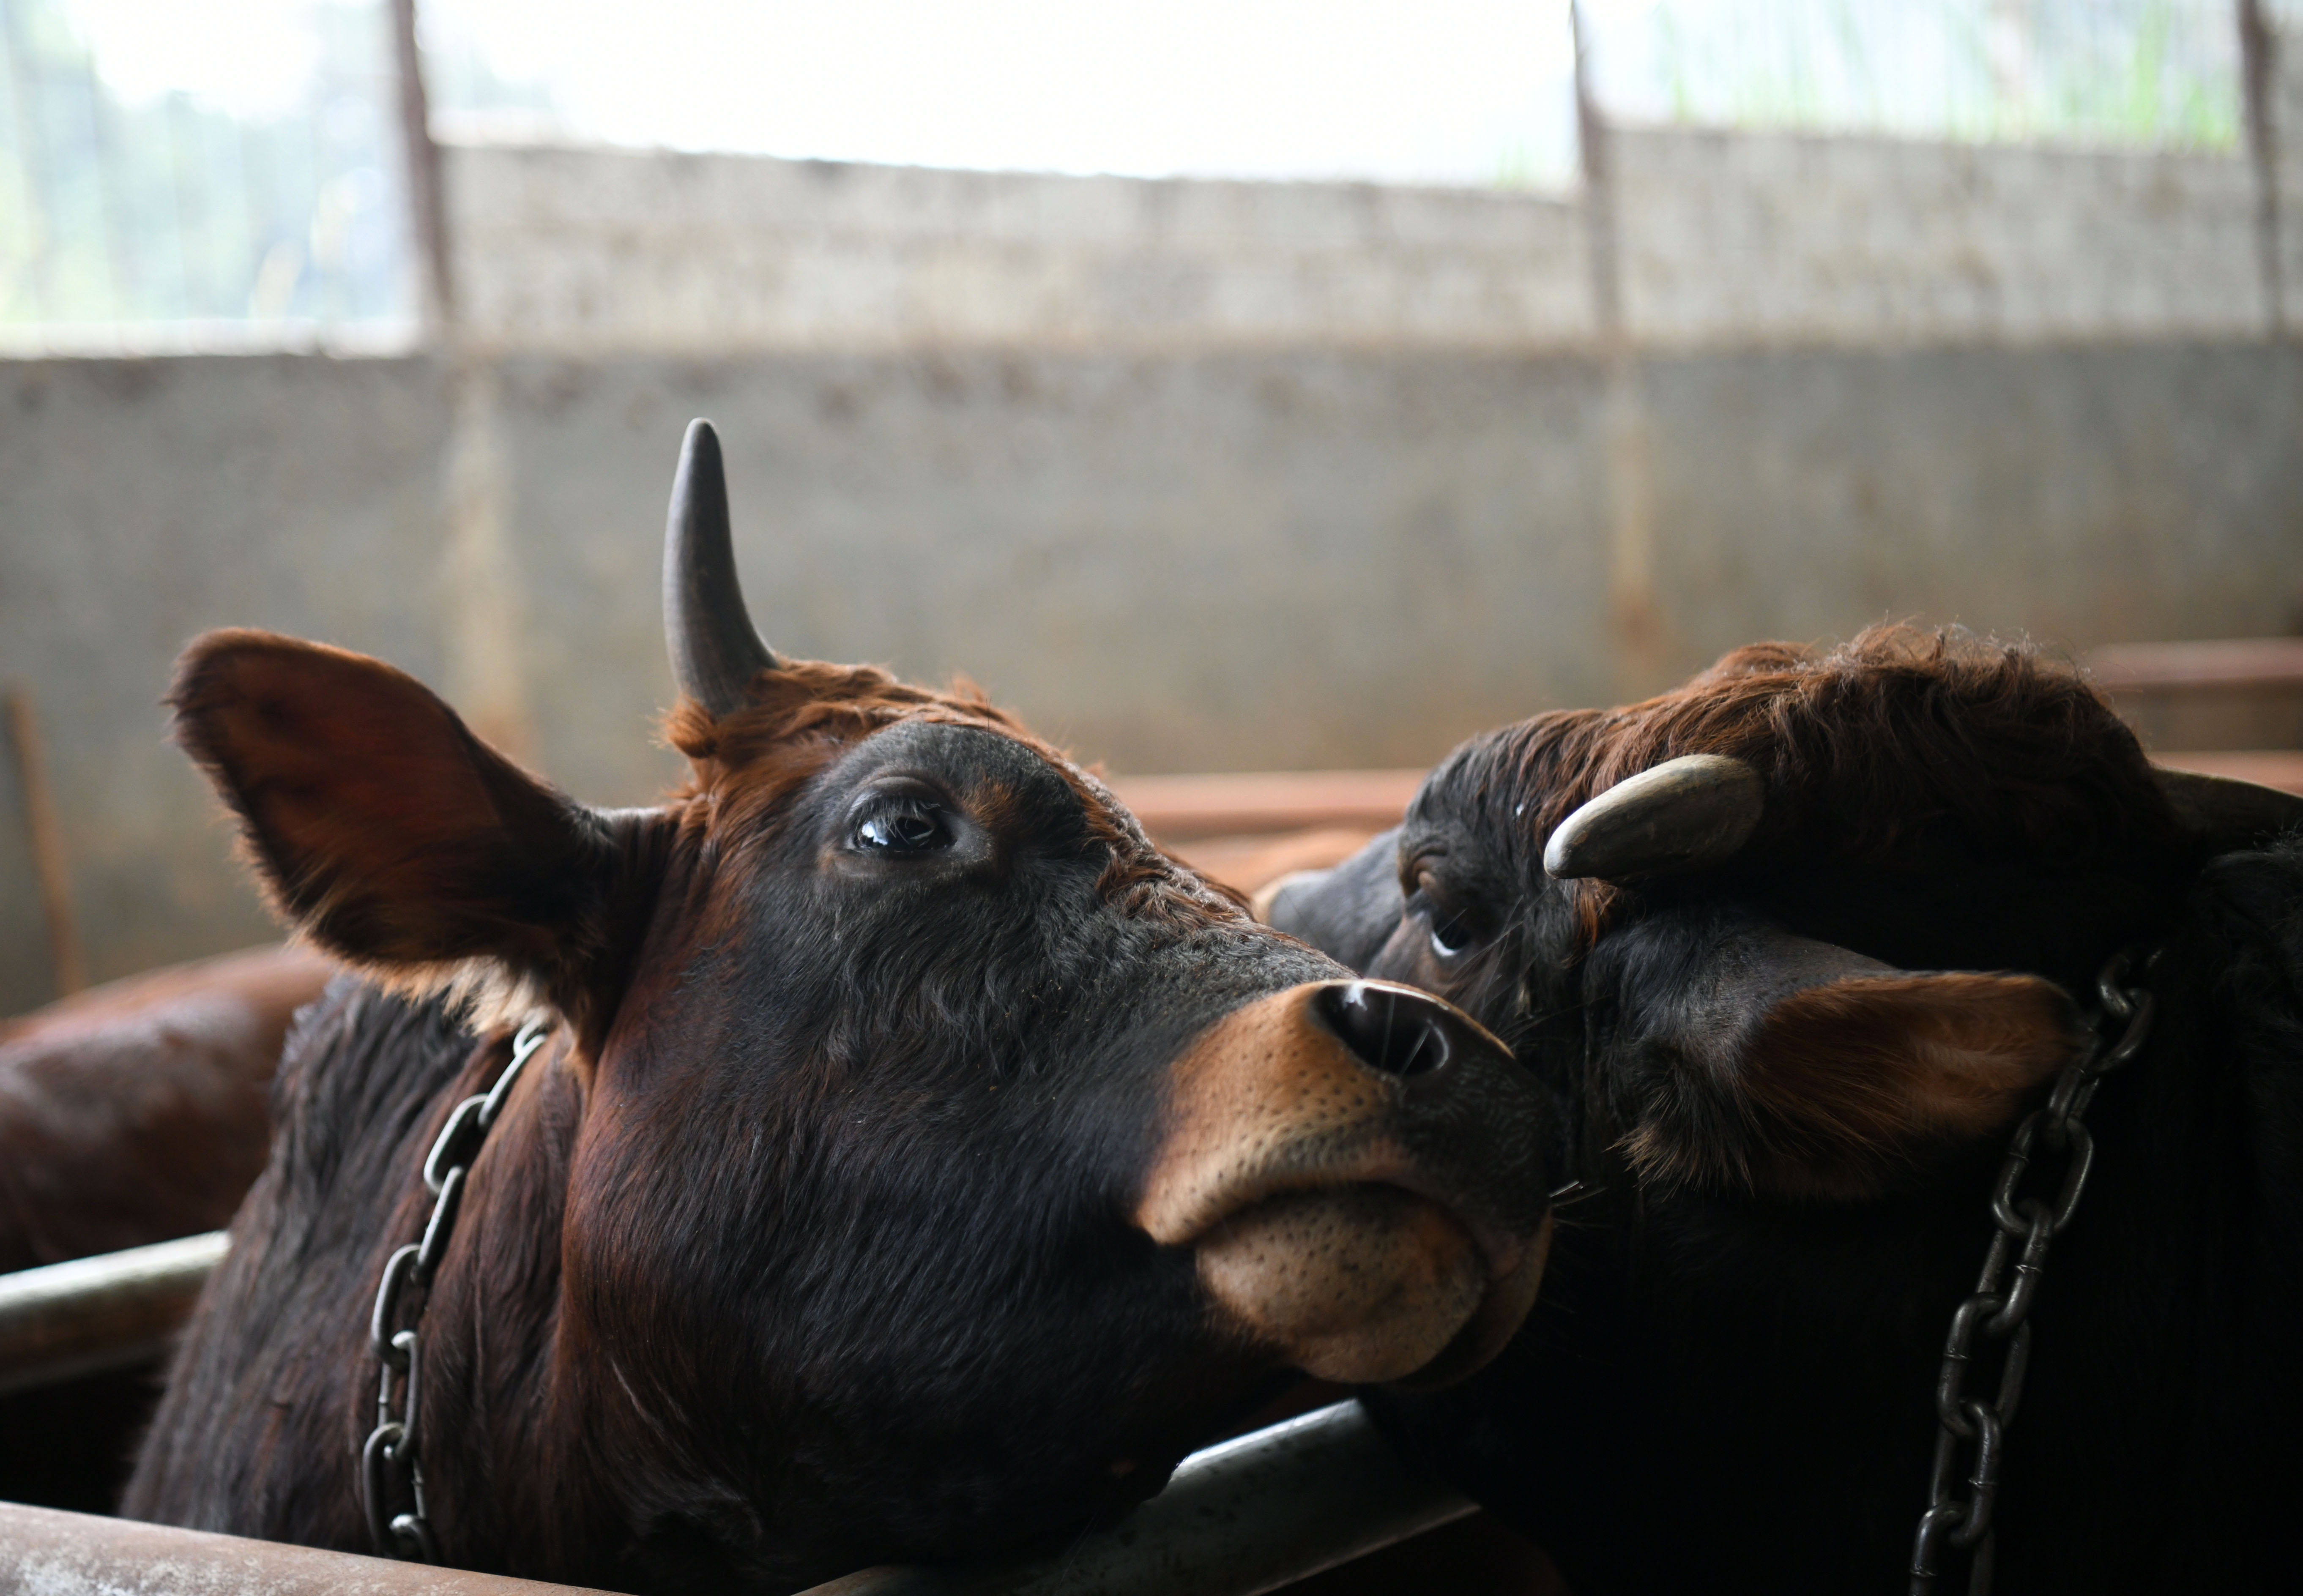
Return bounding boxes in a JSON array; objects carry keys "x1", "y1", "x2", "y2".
[
  {"x1": 1416, "y1": 625, "x2": 2181, "y2": 942},
  {"x1": 663, "y1": 658, "x2": 1246, "y2": 923}
]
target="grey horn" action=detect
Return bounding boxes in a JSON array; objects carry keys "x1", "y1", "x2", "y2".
[
  {"x1": 664, "y1": 418, "x2": 777, "y2": 717},
  {"x1": 1543, "y1": 754, "x2": 1765, "y2": 881},
  {"x1": 2154, "y1": 767, "x2": 2303, "y2": 849}
]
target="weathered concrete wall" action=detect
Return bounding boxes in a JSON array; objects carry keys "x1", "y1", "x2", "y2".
[
  {"x1": 1608, "y1": 128, "x2": 2267, "y2": 345},
  {"x1": 448, "y1": 146, "x2": 1595, "y2": 351},
  {"x1": 5, "y1": 342, "x2": 2298, "y2": 1016},
  {"x1": 446, "y1": 120, "x2": 2287, "y2": 353},
  {"x1": 0, "y1": 356, "x2": 457, "y2": 1012}
]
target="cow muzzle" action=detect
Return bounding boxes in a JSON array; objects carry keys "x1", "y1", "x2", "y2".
[{"x1": 1137, "y1": 980, "x2": 1553, "y2": 1388}]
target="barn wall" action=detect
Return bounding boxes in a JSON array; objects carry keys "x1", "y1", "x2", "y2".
[
  {"x1": 446, "y1": 147, "x2": 1597, "y2": 352},
  {"x1": 444, "y1": 123, "x2": 2282, "y2": 353},
  {"x1": 4, "y1": 339, "x2": 2299, "y2": 1015}
]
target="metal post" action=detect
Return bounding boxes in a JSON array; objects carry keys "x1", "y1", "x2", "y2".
[
  {"x1": 1573, "y1": 2, "x2": 1663, "y2": 701},
  {"x1": 389, "y1": 0, "x2": 454, "y2": 335},
  {"x1": 2239, "y1": 0, "x2": 2284, "y2": 334},
  {"x1": 4, "y1": 685, "x2": 86, "y2": 998}
]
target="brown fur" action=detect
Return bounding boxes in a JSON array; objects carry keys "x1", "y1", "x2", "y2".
[
  {"x1": 664, "y1": 660, "x2": 1244, "y2": 926},
  {"x1": 1455, "y1": 626, "x2": 2178, "y2": 946}
]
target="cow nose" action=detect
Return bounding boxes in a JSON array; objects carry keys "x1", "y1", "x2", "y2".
[
  {"x1": 1315, "y1": 980, "x2": 1475, "y2": 1078},
  {"x1": 1138, "y1": 978, "x2": 1547, "y2": 1390}
]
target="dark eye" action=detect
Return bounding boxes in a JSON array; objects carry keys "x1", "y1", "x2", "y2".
[
  {"x1": 854, "y1": 807, "x2": 952, "y2": 853},
  {"x1": 1411, "y1": 866, "x2": 1488, "y2": 959},
  {"x1": 1429, "y1": 912, "x2": 1474, "y2": 958}
]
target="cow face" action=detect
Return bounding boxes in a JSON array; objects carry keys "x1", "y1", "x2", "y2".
[
  {"x1": 1261, "y1": 641, "x2": 2303, "y2": 1593},
  {"x1": 159, "y1": 423, "x2": 1551, "y2": 1585},
  {"x1": 1266, "y1": 631, "x2": 2243, "y2": 1200}
]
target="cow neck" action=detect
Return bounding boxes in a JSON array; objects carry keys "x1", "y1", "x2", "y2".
[
  {"x1": 359, "y1": 1017, "x2": 554, "y2": 1563},
  {"x1": 1907, "y1": 946, "x2": 2160, "y2": 1596}
]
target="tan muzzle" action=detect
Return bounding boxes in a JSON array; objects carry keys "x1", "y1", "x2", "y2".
[{"x1": 1136, "y1": 980, "x2": 1553, "y2": 1387}]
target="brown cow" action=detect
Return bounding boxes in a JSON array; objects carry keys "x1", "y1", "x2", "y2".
[
  {"x1": 0, "y1": 944, "x2": 332, "y2": 1272},
  {"x1": 1265, "y1": 627, "x2": 2303, "y2": 1595},
  {"x1": 122, "y1": 421, "x2": 1556, "y2": 1592}
]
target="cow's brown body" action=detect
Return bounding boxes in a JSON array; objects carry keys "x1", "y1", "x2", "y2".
[{"x1": 0, "y1": 945, "x2": 332, "y2": 1271}]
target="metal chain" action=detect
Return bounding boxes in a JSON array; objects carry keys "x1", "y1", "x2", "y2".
[
  {"x1": 1908, "y1": 948, "x2": 2158, "y2": 1596},
  {"x1": 361, "y1": 1017, "x2": 550, "y2": 1562}
]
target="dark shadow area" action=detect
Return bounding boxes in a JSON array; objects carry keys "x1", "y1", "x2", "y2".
[
  {"x1": 1286, "y1": 1510, "x2": 1568, "y2": 1595},
  {"x1": 0, "y1": 1361, "x2": 161, "y2": 1513}
]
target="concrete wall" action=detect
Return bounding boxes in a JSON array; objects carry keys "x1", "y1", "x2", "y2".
[
  {"x1": 5, "y1": 341, "x2": 2299, "y2": 1016},
  {"x1": 0, "y1": 356, "x2": 456, "y2": 1010},
  {"x1": 449, "y1": 147, "x2": 1595, "y2": 351},
  {"x1": 1609, "y1": 129, "x2": 2269, "y2": 345},
  {"x1": 446, "y1": 115, "x2": 2287, "y2": 353}
]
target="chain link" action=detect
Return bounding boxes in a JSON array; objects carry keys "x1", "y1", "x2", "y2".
[
  {"x1": 361, "y1": 1018, "x2": 550, "y2": 1562},
  {"x1": 1908, "y1": 948, "x2": 2156, "y2": 1596}
]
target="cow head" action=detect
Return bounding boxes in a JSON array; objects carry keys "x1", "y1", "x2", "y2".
[
  {"x1": 161, "y1": 422, "x2": 1552, "y2": 1584},
  {"x1": 1266, "y1": 629, "x2": 2298, "y2": 1200}
]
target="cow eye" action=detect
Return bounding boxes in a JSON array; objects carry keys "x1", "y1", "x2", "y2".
[
  {"x1": 1411, "y1": 865, "x2": 1490, "y2": 960},
  {"x1": 854, "y1": 806, "x2": 952, "y2": 854},
  {"x1": 1429, "y1": 913, "x2": 1474, "y2": 958}
]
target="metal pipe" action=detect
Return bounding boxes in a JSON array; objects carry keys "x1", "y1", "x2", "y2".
[
  {"x1": 0, "y1": 1395, "x2": 1464, "y2": 1595},
  {"x1": 0, "y1": 1230, "x2": 227, "y2": 1396},
  {"x1": 0, "y1": 1501, "x2": 600, "y2": 1595},
  {"x1": 799, "y1": 1399, "x2": 1475, "y2": 1596}
]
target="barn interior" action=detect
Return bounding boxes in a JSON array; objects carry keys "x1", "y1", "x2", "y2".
[{"x1": 2, "y1": 3, "x2": 2300, "y2": 1593}]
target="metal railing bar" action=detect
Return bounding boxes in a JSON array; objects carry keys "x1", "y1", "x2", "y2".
[
  {"x1": 0, "y1": 1230, "x2": 227, "y2": 1396},
  {"x1": 0, "y1": 1379, "x2": 1461, "y2": 1594},
  {"x1": 0, "y1": 1500, "x2": 599, "y2": 1595},
  {"x1": 799, "y1": 1399, "x2": 1475, "y2": 1596}
]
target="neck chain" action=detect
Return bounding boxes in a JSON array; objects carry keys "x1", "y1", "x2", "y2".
[
  {"x1": 361, "y1": 1017, "x2": 552, "y2": 1561},
  {"x1": 1908, "y1": 948, "x2": 2157, "y2": 1595}
]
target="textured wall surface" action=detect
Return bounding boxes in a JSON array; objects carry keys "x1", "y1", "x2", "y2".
[
  {"x1": 446, "y1": 120, "x2": 2289, "y2": 353},
  {"x1": 448, "y1": 147, "x2": 1595, "y2": 351},
  {"x1": 4, "y1": 342, "x2": 2299, "y2": 1015},
  {"x1": 1610, "y1": 128, "x2": 2268, "y2": 345},
  {"x1": 0, "y1": 357, "x2": 457, "y2": 1013}
]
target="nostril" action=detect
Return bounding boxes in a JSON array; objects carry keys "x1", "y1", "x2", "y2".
[{"x1": 1315, "y1": 981, "x2": 1456, "y2": 1077}]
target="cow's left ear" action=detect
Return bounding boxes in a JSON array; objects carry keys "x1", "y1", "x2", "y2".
[
  {"x1": 1595, "y1": 913, "x2": 2081, "y2": 1200},
  {"x1": 170, "y1": 629, "x2": 624, "y2": 998}
]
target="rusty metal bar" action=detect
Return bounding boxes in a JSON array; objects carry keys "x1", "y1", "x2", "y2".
[
  {"x1": 2087, "y1": 638, "x2": 2303, "y2": 693},
  {"x1": 0, "y1": 1501, "x2": 603, "y2": 1595},
  {"x1": 801, "y1": 1399, "x2": 1475, "y2": 1596},
  {"x1": 0, "y1": 1395, "x2": 1463, "y2": 1594},
  {"x1": 0, "y1": 1230, "x2": 227, "y2": 1396},
  {"x1": 1106, "y1": 770, "x2": 1423, "y2": 840}
]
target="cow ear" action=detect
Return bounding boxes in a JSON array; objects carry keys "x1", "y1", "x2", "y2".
[
  {"x1": 169, "y1": 630, "x2": 619, "y2": 984},
  {"x1": 1605, "y1": 917, "x2": 2081, "y2": 1200}
]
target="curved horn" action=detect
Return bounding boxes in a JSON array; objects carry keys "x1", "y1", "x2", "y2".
[
  {"x1": 664, "y1": 418, "x2": 776, "y2": 716},
  {"x1": 2155, "y1": 767, "x2": 2303, "y2": 849},
  {"x1": 1543, "y1": 754, "x2": 1764, "y2": 881}
]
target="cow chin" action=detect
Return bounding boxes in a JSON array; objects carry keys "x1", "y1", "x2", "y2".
[{"x1": 1198, "y1": 1186, "x2": 1552, "y2": 1386}]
